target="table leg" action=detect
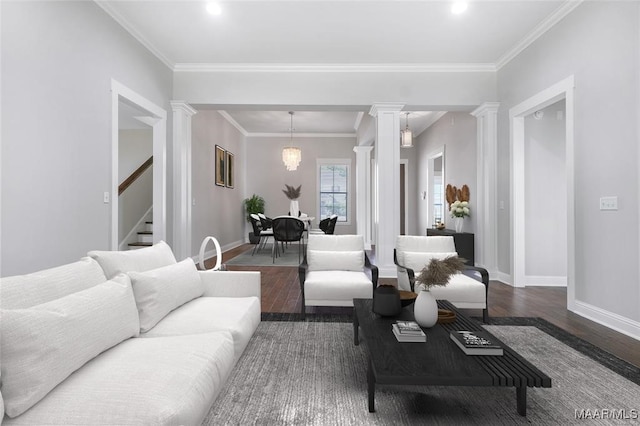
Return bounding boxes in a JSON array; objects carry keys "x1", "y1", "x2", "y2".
[
  {"x1": 353, "y1": 311, "x2": 359, "y2": 346},
  {"x1": 516, "y1": 386, "x2": 527, "y2": 416},
  {"x1": 368, "y1": 358, "x2": 375, "y2": 413}
]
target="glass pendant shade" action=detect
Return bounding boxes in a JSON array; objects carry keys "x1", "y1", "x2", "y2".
[
  {"x1": 401, "y1": 129, "x2": 413, "y2": 148},
  {"x1": 282, "y1": 146, "x2": 301, "y2": 171},
  {"x1": 401, "y1": 112, "x2": 413, "y2": 148}
]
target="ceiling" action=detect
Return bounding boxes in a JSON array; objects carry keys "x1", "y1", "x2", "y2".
[{"x1": 99, "y1": 0, "x2": 575, "y2": 136}]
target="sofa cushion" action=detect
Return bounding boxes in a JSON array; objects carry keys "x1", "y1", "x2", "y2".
[
  {"x1": 1, "y1": 333, "x2": 235, "y2": 426},
  {"x1": 395, "y1": 235, "x2": 457, "y2": 266},
  {"x1": 1, "y1": 275, "x2": 140, "y2": 418},
  {"x1": 307, "y1": 249, "x2": 364, "y2": 272},
  {"x1": 304, "y1": 270, "x2": 373, "y2": 305},
  {"x1": 141, "y1": 296, "x2": 260, "y2": 362},
  {"x1": 0, "y1": 257, "x2": 107, "y2": 309},
  {"x1": 401, "y1": 251, "x2": 459, "y2": 274},
  {"x1": 88, "y1": 241, "x2": 177, "y2": 279},
  {"x1": 128, "y1": 258, "x2": 204, "y2": 332}
]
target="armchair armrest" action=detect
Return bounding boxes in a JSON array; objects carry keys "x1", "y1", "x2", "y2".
[
  {"x1": 198, "y1": 270, "x2": 261, "y2": 299},
  {"x1": 364, "y1": 254, "x2": 379, "y2": 288},
  {"x1": 393, "y1": 249, "x2": 416, "y2": 292},
  {"x1": 462, "y1": 265, "x2": 490, "y2": 322}
]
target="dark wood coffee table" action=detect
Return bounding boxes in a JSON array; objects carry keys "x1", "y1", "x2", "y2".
[{"x1": 353, "y1": 298, "x2": 551, "y2": 416}]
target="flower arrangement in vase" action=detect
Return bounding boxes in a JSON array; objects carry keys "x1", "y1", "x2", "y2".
[
  {"x1": 282, "y1": 184, "x2": 302, "y2": 216},
  {"x1": 446, "y1": 184, "x2": 470, "y2": 233}
]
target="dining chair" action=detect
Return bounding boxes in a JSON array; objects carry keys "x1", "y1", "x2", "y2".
[{"x1": 271, "y1": 217, "x2": 306, "y2": 263}]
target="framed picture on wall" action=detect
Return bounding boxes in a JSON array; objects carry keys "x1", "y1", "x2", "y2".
[
  {"x1": 215, "y1": 145, "x2": 225, "y2": 187},
  {"x1": 225, "y1": 151, "x2": 234, "y2": 188}
]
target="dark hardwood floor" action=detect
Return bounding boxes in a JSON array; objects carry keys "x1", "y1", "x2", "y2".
[{"x1": 206, "y1": 243, "x2": 640, "y2": 368}]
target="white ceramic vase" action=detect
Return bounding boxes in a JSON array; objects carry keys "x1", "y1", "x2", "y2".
[
  {"x1": 289, "y1": 200, "x2": 299, "y2": 217},
  {"x1": 413, "y1": 289, "x2": 438, "y2": 328},
  {"x1": 454, "y1": 217, "x2": 463, "y2": 233}
]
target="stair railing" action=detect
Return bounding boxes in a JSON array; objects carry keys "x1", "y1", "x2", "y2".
[{"x1": 119, "y1": 156, "x2": 153, "y2": 196}]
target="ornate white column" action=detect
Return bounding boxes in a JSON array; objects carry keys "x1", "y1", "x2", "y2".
[
  {"x1": 471, "y1": 102, "x2": 499, "y2": 273},
  {"x1": 171, "y1": 101, "x2": 197, "y2": 261},
  {"x1": 369, "y1": 103, "x2": 404, "y2": 277},
  {"x1": 353, "y1": 145, "x2": 374, "y2": 249}
]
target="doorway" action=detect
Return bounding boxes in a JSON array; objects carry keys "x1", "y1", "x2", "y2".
[
  {"x1": 426, "y1": 147, "x2": 445, "y2": 229},
  {"x1": 110, "y1": 80, "x2": 167, "y2": 250},
  {"x1": 510, "y1": 76, "x2": 575, "y2": 309}
]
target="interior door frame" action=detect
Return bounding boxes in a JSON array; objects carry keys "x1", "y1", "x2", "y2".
[
  {"x1": 509, "y1": 76, "x2": 575, "y2": 308},
  {"x1": 111, "y1": 80, "x2": 167, "y2": 250}
]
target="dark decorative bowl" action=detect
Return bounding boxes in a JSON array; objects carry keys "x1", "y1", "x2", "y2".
[{"x1": 398, "y1": 290, "x2": 418, "y2": 307}]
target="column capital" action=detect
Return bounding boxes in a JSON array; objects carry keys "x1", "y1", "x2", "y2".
[
  {"x1": 353, "y1": 145, "x2": 374, "y2": 154},
  {"x1": 170, "y1": 101, "x2": 197, "y2": 116},
  {"x1": 369, "y1": 103, "x2": 405, "y2": 117},
  {"x1": 471, "y1": 102, "x2": 500, "y2": 117}
]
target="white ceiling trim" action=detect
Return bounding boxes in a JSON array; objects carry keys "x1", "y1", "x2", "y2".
[
  {"x1": 173, "y1": 63, "x2": 497, "y2": 73},
  {"x1": 248, "y1": 133, "x2": 356, "y2": 138},
  {"x1": 353, "y1": 112, "x2": 364, "y2": 131},
  {"x1": 496, "y1": 0, "x2": 584, "y2": 70},
  {"x1": 218, "y1": 111, "x2": 249, "y2": 136},
  {"x1": 94, "y1": 1, "x2": 174, "y2": 70}
]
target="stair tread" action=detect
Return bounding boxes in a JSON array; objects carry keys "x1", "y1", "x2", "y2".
[
  {"x1": 128, "y1": 242, "x2": 152, "y2": 247},
  {"x1": 137, "y1": 231, "x2": 153, "y2": 235}
]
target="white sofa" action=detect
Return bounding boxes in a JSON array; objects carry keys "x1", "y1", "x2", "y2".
[{"x1": 0, "y1": 241, "x2": 261, "y2": 425}]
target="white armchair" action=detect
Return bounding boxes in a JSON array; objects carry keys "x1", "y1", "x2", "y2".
[
  {"x1": 298, "y1": 234, "x2": 378, "y2": 318},
  {"x1": 394, "y1": 235, "x2": 489, "y2": 322}
]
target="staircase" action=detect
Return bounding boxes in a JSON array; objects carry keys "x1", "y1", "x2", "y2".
[{"x1": 128, "y1": 221, "x2": 153, "y2": 250}]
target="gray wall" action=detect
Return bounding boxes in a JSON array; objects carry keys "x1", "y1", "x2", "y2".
[
  {"x1": 496, "y1": 1, "x2": 639, "y2": 321},
  {"x1": 244, "y1": 136, "x2": 357, "y2": 235},
  {"x1": 416, "y1": 112, "x2": 477, "y2": 235},
  {"x1": 1, "y1": 1, "x2": 173, "y2": 276},
  {"x1": 191, "y1": 110, "x2": 246, "y2": 254},
  {"x1": 524, "y1": 100, "x2": 567, "y2": 279}
]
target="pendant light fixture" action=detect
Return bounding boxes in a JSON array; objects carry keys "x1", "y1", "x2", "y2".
[
  {"x1": 282, "y1": 111, "x2": 301, "y2": 171},
  {"x1": 401, "y1": 112, "x2": 413, "y2": 148}
]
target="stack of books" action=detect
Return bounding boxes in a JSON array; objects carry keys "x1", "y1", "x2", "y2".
[
  {"x1": 450, "y1": 330, "x2": 503, "y2": 355},
  {"x1": 392, "y1": 321, "x2": 426, "y2": 342}
]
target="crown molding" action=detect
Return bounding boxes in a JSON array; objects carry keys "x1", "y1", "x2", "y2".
[
  {"x1": 496, "y1": 0, "x2": 584, "y2": 71},
  {"x1": 218, "y1": 111, "x2": 249, "y2": 136},
  {"x1": 353, "y1": 112, "x2": 364, "y2": 131},
  {"x1": 247, "y1": 132, "x2": 356, "y2": 138},
  {"x1": 94, "y1": 1, "x2": 174, "y2": 70},
  {"x1": 173, "y1": 63, "x2": 497, "y2": 73}
]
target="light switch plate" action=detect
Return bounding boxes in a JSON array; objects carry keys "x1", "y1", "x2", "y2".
[
  {"x1": 103, "y1": 192, "x2": 110, "y2": 204},
  {"x1": 599, "y1": 196, "x2": 617, "y2": 211}
]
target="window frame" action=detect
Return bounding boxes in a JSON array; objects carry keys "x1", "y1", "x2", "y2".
[{"x1": 316, "y1": 158, "x2": 351, "y2": 226}]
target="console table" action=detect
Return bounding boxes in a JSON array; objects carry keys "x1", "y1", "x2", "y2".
[{"x1": 426, "y1": 228, "x2": 474, "y2": 266}]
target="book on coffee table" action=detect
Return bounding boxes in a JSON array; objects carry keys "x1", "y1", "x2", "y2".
[
  {"x1": 450, "y1": 330, "x2": 503, "y2": 356},
  {"x1": 392, "y1": 323, "x2": 426, "y2": 342},
  {"x1": 394, "y1": 321, "x2": 423, "y2": 335}
]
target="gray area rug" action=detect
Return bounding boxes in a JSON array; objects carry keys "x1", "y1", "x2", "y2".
[
  {"x1": 225, "y1": 243, "x2": 303, "y2": 267},
  {"x1": 203, "y1": 321, "x2": 640, "y2": 425}
]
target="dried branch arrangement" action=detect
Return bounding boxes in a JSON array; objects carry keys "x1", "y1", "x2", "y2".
[
  {"x1": 445, "y1": 184, "x2": 470, "y2": 207},
  {"x1": 282, "y1": 184, "x2": 302, "y2": 200},
  {"x1": 415, "y1": 256, "x2": 466, "y2": 289}
]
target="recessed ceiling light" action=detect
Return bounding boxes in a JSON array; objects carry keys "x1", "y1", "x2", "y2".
[
  {"x1": 206, "y1": 2, "x2": 222, "y2": 16},
  {"x1": 451, "y1": 2, "x2": 468, "y2": 15}
]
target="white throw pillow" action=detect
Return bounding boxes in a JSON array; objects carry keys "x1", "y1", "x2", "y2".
[
  {"x1": 88, "y1": 241, "x2": 177, "y2": 279},
  {"x1": 128, "y1": 258, "x2": 204, "y2": 333},
  {"x1": 0, "y1": 275, "x2": 140, "y2": 418},
  {"x1": 401, "y1": 251, "x2": 459, "y2": 273},
  {"x1": 307, "y1": 250, "x2": 364, "y2": 272}
]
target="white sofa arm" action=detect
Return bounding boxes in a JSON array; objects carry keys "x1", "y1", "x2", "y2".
[{"x1": 198, "y1": 270, "x2": 261, "y2": 299}]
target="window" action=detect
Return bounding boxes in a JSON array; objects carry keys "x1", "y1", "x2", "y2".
[{"x1": 317, "y1": 160, "x2": 350, "y2": 223}]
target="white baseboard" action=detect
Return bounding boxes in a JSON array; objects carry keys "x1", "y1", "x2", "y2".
[
  {"x1": 524, "y1": 275, "x2": 567, "y2": 287},
  {"x1": 572, "y1": 300, "x2": 640, "y2": 341},
  {"x1": 494, "y1": 271, "x2": 513, "y2": 286}
]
